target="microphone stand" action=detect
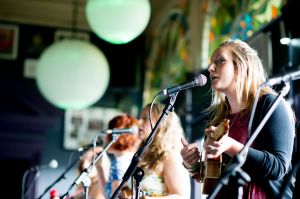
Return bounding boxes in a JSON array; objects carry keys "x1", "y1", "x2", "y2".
[
  {"x1": 208, "y1": 82, "x2": 291, "y2": 199},
  {"x1": 111, "y1": 93, "x2": 179, "y2": 199},
  {"x1": 133, "y1": 167, "x2": 145, "y2": 199},
  {"x1": 61, "y1": 134, "x2": 119, "y2": 199}
]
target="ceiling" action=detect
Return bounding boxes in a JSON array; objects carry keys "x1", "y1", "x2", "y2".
[{"x1": 0, "y1": 0, "x2": 177, "y2": 33}]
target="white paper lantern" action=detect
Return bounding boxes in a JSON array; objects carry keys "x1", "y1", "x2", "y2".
[
  {"x1": 86, "y1": 0, "x2": 151, "y2": 44},
  {"x1": 36, "y1": 39, "x2": 110, "y2": 109}
]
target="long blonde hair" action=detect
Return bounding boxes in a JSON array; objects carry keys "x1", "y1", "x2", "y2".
[
  {"x1": 139, "y1": 103, "x2": 184, "y2": 171},
  {"x1": 208, "y1": 39, "x2": 275, "y2": 126}
]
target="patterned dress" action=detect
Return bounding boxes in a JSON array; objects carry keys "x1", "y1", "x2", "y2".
[{"x1": 141, "y1": 170, "x2": 167, "y2": 197}]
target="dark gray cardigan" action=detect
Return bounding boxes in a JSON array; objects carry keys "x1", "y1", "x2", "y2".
[{"x1": 243, "y1": 94, "x2": 295, "y2": 198}]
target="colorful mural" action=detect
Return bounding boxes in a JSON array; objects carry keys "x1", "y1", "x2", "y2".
[
  {"x1": 209, "y1": 0, "x2": 284, "y2": 55},
  {"x1": 143, "y1": 3, "x2": 190, "y2": 104},
  {"x1": 143, "y1": 0, "x2": 284, "y2": 104}
]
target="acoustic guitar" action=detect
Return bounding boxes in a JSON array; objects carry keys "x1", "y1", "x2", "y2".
[{"x1": 200, "y1": 119, "x2": 230, "y2": 194}]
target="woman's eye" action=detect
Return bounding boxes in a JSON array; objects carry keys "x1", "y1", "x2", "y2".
[
  {"x1": 141, "y1": 117, "x2": 149, "y2": 124},
  {"x1": 216, "y1": 58, "x2": 225, "y2": 64}
]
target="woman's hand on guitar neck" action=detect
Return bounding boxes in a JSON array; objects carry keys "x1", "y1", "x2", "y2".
[
  {"x1": 204, "y1": 125, "x2": 230, "y2": 159},
  {"x1": 180, "y1": 138, "x2": 200, "y2": 169},
  {"x1": 204, "y1": 123, "x2": 244, "y2": 158}
]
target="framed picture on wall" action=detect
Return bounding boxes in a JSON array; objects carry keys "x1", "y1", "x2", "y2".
[
  {"x1": 54, "y1": 29, "x2": 90, "y2": 42},
  {"x1": 0, "y1": 23, "x2": 19, "y2": 60},
  {"x1": 64, "y1": 107, "x2": 123, "y2": 150}
]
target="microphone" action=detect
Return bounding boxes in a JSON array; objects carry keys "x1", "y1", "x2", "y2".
[
  {"x1": 104, "y1": 126, "x2": 139, "y2": 135},
  {"x1": 32, "y1": 159, "x2": 59, "y2": 171},
  {"x1": 159, "y1": 74, "x2": 207, "y2": 96},
  {"x1": 77, "y1": 127, "x2": 139, "y2": 152},
  {"x1": 77, "y1": 140, "x2": 103, "y2": 152},
  {"x1": 48, "y1": 159, "x2": 59, "y2": 169},
  {"x1": 262, "y1": 70, "x2": 300, "y2": 86}
]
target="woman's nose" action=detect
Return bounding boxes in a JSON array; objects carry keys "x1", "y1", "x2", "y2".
[
  {"x1": 208, "y1": 63, "x2": 215, "y2": 72},
  {"x1": 138, "y1": 119, "x2": 143, "y2": 126}
]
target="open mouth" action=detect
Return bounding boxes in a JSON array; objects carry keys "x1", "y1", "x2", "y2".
[{"x1": 210, "y1": 76, "x2": 218, "y2": 80}]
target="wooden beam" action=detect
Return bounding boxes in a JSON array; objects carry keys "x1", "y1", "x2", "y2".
[{"x1": 0, "y1": 0, "x2": 90, "y2": 30}]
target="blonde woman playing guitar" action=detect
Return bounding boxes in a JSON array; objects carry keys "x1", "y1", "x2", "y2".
[{"x1": 181, "y1": 39, "x2": 295, "y2": 199}]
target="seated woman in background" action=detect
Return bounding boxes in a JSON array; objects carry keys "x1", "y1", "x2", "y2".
[{"x1": 137, "y1": 103, "x2": 191, "y2": 198}]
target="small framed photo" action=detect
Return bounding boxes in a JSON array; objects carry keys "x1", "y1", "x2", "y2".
[
  {"x1": 64, "y1": 107, "x2": 123, "y2": 150},
  {"x1": 54, "y1": 29, "x2": 90, "y2": 42},
  {"x1": 0, "y1": 23, "x2": 19, "y2": 60}
]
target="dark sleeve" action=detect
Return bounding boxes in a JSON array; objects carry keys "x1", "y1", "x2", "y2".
[{"x1": 243, "y1": 94, "x2": 295, "y2": 180}]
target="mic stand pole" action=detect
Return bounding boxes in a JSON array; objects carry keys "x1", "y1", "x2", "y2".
[
  {"x1": 61, "y1": 134, "x2": 119, "y2": 199},
  {"x1": 133, "y1": 167, "x2": 144, "y2": 199},
  {"x1": 111, "y1": 93, "x2": 179, "y2": 199},
  {"x1": 208, "y1": 82, "x2": 290, "y2": 199}
]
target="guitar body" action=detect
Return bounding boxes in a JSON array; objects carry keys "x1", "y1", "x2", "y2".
[
  {"x1": 201, "y1": 119, "x2": 230, "y2": 194},
  {"x1": 201, "y1": 156, "x2": 222, "y2": 194}
]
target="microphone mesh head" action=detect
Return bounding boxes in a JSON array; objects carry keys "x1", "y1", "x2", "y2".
[
  {"x1": 195, "y1": 74, "x2": 207, "y2": 86},
  {"x1": 131, "y1": 126, "x2": 139, "y2": 134},
  {"x1": 48, "y1": 159, "x2": 58, "y2": 169}
]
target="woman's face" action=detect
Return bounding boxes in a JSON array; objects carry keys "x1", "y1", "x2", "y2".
[
  {"x1": 208, "y1": 46, "x2": 238, "y2": 95},
  {"x1": 138, "y1": 107, "x2": 154, "y2": 141}
]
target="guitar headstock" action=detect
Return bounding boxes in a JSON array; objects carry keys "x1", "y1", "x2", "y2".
[{"x1": 210, "y1": 119, "x2": 230, "y2": 141}]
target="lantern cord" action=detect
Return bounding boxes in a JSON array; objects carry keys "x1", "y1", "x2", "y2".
[{"x1": 72, "y1": 0, "x2": 79, "y2": 38}]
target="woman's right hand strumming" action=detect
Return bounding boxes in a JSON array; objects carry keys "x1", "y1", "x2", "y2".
[
  {"x1": 180, "y1": 138, "x2": 200, "y2": 168},
  {"x1": 180, "y1": 138, "x2": 202, "y2": 181}
]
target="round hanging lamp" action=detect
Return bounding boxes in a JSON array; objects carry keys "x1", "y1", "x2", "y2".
[
  {"x1": 36, "y1": 39, "x2": 110, "y2": 109},
  {"x1": 86, "y1": 0, "x2": 151, "y2": 44}
]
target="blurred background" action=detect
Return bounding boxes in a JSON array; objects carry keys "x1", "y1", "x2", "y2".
[{"x1": 0, "y1": 0, "x2": 300, "y2": 198}]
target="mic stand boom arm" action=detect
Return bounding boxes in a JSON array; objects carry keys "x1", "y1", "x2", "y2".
[
  {"x1": 111, "y1": 93, "x2": 179, "y2": 199},
  {"x1": 208, "y1": 82, "x2": 290, "y2": 199},
  {"x1": 61, "y1": 134, "x2": 119, "y2": 199}
]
